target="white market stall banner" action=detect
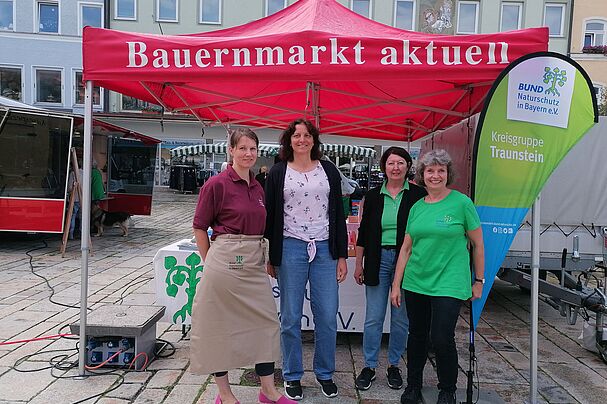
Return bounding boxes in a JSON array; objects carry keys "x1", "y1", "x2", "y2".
[{"x1": 154, "y1": 239, "x2": 390, "y2": 332}]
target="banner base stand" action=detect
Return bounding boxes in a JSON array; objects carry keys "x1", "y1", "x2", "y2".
[{"x1": 421, "y1": 387, "x2": 504, "y2": 404}]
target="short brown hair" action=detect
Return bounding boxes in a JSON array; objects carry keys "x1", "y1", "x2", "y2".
[{"x1": 229, "y1": 128, "x2": 259, "y2": 148}]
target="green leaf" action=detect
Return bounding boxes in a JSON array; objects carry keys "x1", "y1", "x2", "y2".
[
  {"x1": 166, "y1": 284, "x2": 178, "y2": 297},
  {"x1": 164, "y1": 256, "x2": 177, "y2": 269},
  {"x1": 185, "y1": 253, "x2": 201, "y2": 267},
  {"x1": 173, "y1": 272, "x2": 186, "y2": 285}
]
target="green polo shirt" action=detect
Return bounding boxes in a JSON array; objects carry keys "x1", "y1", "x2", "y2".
[{"x1": 380, "y1": 181, "x2": 409, "y2": 246}]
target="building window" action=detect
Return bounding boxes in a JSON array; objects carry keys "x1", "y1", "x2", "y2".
[
  {"x1": 37, "y1": 1, "x2": 59, "y2": 33},
  {"x1": 0, "y1": 0, "x2": 14, "y2": 31},
  {"x1": 544, "y1": 3, "x2": 565, "y2": 37},
  {"x1": 0, "y1": 66, "x2": 21, "y2": 101},
  {"x1": 35, "y1": 68, "x2": 62, "y2": 104},
  {"x1": 115, "y1": 0, "x2": 136, "y2": 20},
  {"x1": 351, "y1": 0, "x2": 371, "y2": 18},
  {"x1": 200, "y1": 0, "x2": 221, "y2": 24},
  {"x1": 74, "y1": 71, "x2": 101, "y2": 106},
  {"x1": 157, "y1": 0, "x2": 178, "y2": 22},
  {"x1": 121, "y1": 95, "x2": 162, "y2": 112},
  {"x1": 500, "y1": 2, "x2": 522, "y2": 31},
  {"x1": 584, "y1": 20, "x2": 606, "y2": 47},
  {"x1": 394, "y1": 0, "x2": 414, "y2": 30},
  {"x1": 80, "y1": 3, "x2": 103, "y2": 35},
  {"x1": 266, "y1": 0, "x2": 286, "y2": 16},
  {"x1": 457, "y1": 1, "x2": 478, "y2": 34}
]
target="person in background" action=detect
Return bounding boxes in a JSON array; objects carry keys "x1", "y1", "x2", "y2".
[
  {"x1": 190, "y1": 128, "x2": 295, "y2": 404},
  {"x1": 256, "y1": 165, "x2": 269, "y2": 189},
  {"x1": 265, "y1": 118, "x2": 348, "y2": 401},
  {"x1": 353, "y1": 147, "x2": 426, "y2": 391},
  {"x1": 67, "y1": 163, "x2": 84, "y2": 239},
  {"x1": 91, "y1": 160, "x2": 105, "y2": 203},
  {"x1": 390, "y1": 149, "x2": 485, "y2": 404}
]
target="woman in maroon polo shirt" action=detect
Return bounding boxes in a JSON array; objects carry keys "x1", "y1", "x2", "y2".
[{"x1": 190, "y1": 128, "x2": 295, "y2": 404}]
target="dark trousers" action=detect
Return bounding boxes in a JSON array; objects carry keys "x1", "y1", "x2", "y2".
[
  {"x1": 213, "y1": 362, "x2": 274, "y2": 378},
  {"x1": 404, "y1": 290, "x2": 462, "y2": 392}
]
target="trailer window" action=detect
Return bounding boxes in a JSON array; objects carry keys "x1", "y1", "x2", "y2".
[
  {"x1": 0, "y1": 110, "x2": 71, "y2": 199},
  {"x1": 107, "y1": 138, "x2": 156, "y2": 195}
]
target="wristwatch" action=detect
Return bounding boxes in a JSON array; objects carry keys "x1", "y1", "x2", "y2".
[{"x1": 474, "y1": 277, "x2": 485, "y2": 284}]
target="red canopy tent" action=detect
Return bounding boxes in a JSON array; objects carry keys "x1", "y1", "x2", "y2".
[
  {"x1": 82, "y1": 0, "x2": 548, "y2": 141},
  {"x1": 77, "y1": 0, "x2": 549, "y2": 375}
]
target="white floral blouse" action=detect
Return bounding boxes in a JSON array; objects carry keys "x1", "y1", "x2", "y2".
[{"x1": 283, "y1": 162, "x2": 330, "y2": 243}]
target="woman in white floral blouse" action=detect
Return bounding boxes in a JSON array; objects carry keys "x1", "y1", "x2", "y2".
[{"x1": 264, "y1": 119, "x2": 348, "y2": 401}]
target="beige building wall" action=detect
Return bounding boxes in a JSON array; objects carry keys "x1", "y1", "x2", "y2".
[{"x1": 570, "y1": 0, "x2": 607, "y2": 93}]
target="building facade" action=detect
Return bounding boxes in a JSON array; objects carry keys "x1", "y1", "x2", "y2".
[
  {"x1": 569, "y1": 0, "x2": 607, "y2": 103},
  {"x1": 0, "y1": 0, "x2": 106, "y2": 113}
]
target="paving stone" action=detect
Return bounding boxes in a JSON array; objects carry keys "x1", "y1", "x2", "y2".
[
  {"x1": 104, "y1": 382, "x2": 144, "y2": 400},
  {"x1": 165, "y1": 384, "x2": 202, "y2": 404},
  {"x1": 131, "y1": 387, "x2": 168, "y2": 404},
  {"x1": 179, "y1": 367, "x2": 209, "y2": 385},
  {"x1": 121, "y1": 370, "x2": 153, "y2": 384},
  {"x1": 28, "y1": 372, "x2": 120, "y2": 404},
  {"x1": 144, "y1": 357, "x2": 188, "y2": 370},
  {"x1": 0, "y1": 368, "x2": 56, "y2": 401},
  {"x1": 146, "y1": 369, "x2": 182, "y2": 388}
]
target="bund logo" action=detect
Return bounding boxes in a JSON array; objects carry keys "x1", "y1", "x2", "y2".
[
  {"x1": 543, "y1": 67, "x2": 567, "y2": 96},
  {"x1": 229, "y1": 255, "x2": 244, "y2": 270}
]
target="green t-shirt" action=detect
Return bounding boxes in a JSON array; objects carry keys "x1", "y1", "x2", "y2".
[
  {"x1": 380, "y1": 181, "x2": 409, "y2": 246},
  {"x1": 91, "y1": 168, "x2": 106, "y2": 201},
  {"x1": 402, "y1": 190, "x2": 480, "y2": 300}
]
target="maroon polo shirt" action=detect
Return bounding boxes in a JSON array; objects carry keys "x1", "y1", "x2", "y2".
[{"x1": 193, "y1": 164, "x2": 266, "y2": 237}]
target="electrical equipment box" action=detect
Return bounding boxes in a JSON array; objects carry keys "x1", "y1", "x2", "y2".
[{"x1": 70, "y1": 305, "x2": 165, "y2": 370}]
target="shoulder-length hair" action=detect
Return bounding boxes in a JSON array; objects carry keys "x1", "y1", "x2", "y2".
[
  {"x1": 380, "y1": 146, "x2": 413, "y2": 175},
  {"x1": 279, "y1": 119, "x2": 323, "y2": 162},
  {"x1": 414, "y1": 149, "x2": 455, "y2": 186}
]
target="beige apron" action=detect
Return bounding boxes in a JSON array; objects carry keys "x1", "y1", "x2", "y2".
[{"x1": 190, "y1": 234, "x2": 280, "y2": 375}]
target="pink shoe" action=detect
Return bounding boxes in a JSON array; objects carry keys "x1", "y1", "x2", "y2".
[
  {"x1": 259, "y1": 391, "x2": 297, "y2": 404},
  {"x1": 215, "y1": 396, "x2": 240, "y2": 404}
]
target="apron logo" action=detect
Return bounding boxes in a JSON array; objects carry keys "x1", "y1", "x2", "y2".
[{"x1": 229, "y1": 255, "x2": 244, "y2": 270}]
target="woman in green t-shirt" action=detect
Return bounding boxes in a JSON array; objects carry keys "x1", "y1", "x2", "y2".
[{"x1": 390, "y1": 149, "x2": 485, "y2": 404}]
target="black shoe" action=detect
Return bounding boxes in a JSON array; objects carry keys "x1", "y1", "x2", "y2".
[
  {"x1": 316, "y1": 378, "x2": 338, "y2": 398},
  {"x1": 400, "y1": 385, "x2": 422, "y2": 404},
  {"x1": 355, "y1": 367, "x2": 376, "y2": 390},
  {"x1": 437, "y1": 390, "x2": 457, "y2": 404},
  {"x1": 386, "y1": 366, "x2": 403, "y2": 389},
  {"x1": 284, "y1": 380, "x2": 303, "y2": 401}
]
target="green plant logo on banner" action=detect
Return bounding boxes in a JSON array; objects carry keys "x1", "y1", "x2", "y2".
[{"x1": 471, "y1": 52, "x2": 598, "y2": 328}]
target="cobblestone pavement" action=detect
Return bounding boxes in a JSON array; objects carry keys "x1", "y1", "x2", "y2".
[{"x1": 0, "y1": 188, "x2": 606, "y2": 403}]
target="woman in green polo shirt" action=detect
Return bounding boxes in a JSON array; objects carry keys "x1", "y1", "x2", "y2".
[
  {"x1": 390, "y1": 149, "x2": 485, "y2": 404},
  {"x1": 353, "y1": 147, "x2": 426, "y2": 392}
]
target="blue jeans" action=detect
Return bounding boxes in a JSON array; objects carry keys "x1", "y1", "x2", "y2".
[
  {"x1": 277, "y1": 238, "x2": 338, "y2": 381},
  {"x1": 362, "y1": 248, "x2": 409, "y2": 368}
]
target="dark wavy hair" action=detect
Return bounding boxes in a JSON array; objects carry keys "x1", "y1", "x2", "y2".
[
  {"x1": 279, "y1": 119, "x2": 323, "y2": 162},
  {"x1": 379, "y1": 147, "x2": 413, "y2": 175}
]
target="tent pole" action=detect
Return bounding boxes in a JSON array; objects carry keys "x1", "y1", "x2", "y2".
[
  {"x1": 78, "y1": 80, "x2": 93, "y2": 376},
  {"x1": 530, "y1": 194, "x2": 540, "y2": 403}
]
